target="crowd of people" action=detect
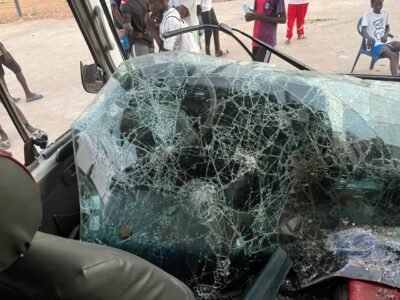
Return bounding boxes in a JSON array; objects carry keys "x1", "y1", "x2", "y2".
[
  {"x1": 112, "y1": 0, "x2": 229, "y2": 55},
  {"x1": 111, "y1": 0, "x2": 311, "y2": 61},
  {"x1": 111, "y1": 0, "x2": 399, "y2": 76},
  {"x1": 1, "y1": 0, "x2": 399, "y2": 152}
]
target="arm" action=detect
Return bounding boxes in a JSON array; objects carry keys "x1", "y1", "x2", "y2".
[
  {"x1": 145, "y1": 13, "x2": 163, "y2": 50},
  {"x1": 254, "y1": 11, "x2": 286, "y2": 23},
  {"x1": 245, "y1": 0, "x2": 286, "y2": 24},
  {"x1": 121, "y1": 5, "x2": 144, "y2": 38},
  {"x1": 381, "y1": 24, "x2": 390, "y2": 43},
  {"x1": 361, "y1": 26, "x2": 375, "y2": 49},
  {"x1": 382, "y1": 11, "x2": 390, "y2": 42},
  {"x1": 111, "y1": 4, "x2": 124, "y2": 28},
  {"x1": 360, "y1": 14, "x2": 375, "y2": 48}
]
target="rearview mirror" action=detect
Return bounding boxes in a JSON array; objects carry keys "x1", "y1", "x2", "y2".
[{"x1": 80, "y1": 62, "x2": 106, "y2": 94}]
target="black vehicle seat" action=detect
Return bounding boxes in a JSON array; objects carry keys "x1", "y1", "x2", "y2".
[{"x1": 0, "y1": 153, "x2": 194, "y2": 300}]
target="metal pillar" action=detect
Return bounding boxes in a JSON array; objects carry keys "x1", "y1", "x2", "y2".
[{"x1": 14, "y1": 0, "x2": 22, "y2": 18}]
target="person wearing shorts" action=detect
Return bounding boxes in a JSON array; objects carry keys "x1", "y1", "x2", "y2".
[
  {"x1": 361, "y1": 0, "x2": 400, "y2": 76},
  {"x1": 0, "y1": 42, "x2": 43, "y2": 102},
  {"x1": 0, "y1": 42, "x2": 44, "y2": 151}
]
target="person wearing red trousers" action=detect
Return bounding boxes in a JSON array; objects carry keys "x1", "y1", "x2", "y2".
[{"x1": 285, "y1": 0, "x2": 308, "y2": 44}]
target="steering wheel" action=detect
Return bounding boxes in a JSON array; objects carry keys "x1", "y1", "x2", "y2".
[{"x1": 119, "y1": 62, "x2": 218, "y2": 149}]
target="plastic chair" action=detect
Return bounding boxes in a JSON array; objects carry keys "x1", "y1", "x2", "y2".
[{"x1": 351, "y1": 17, "x2": 393, "y2": 73}]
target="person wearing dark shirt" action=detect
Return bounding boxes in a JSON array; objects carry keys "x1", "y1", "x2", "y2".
[
  {"x1": 121, "y1": 0, "x2": 154, "y2": 56},
  {"x1": 111, "y1": 0, "x2": 124, "y2": 29},
  {"x1": 245, "y1": 0, "x2": 286, "y2": 62}
]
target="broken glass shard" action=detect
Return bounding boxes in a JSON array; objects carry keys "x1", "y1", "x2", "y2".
[{"x1": 72, "y1": 52, "x2": 400, "y2": 298}]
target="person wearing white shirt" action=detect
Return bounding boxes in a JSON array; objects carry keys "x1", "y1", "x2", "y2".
[
  {"x1": 285, "y1": 0, "x2": 309, "y2": 44},
  {"x1": 169, "y1": 0, "x2": 200, "y2": 46},
  {"x1": 200, "y1": 0, "x2": 228, "y2": 56},
  {"x1": 148, "y1": 0, "x2": 200, "y2": 53},
  {"x1": 361, "y1": 0, "x2": 400, "y2": 76}
]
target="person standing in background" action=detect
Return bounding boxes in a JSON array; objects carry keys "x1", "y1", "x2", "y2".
[
  {"x1": 169, "y1": 0, "x2": 200, "y2": 45},
  {"x1": 245, "y1": 0, "x2": 286, "y2": 62},
  {"x1": 110, "y1": 0, "x2": 124, "y2": 29},
  {"x1": 147, "y1": 0, "x2": 200, "y2": 53},
  {"x1": 0, "y1": 41, "x2": 43, "y2": 102},
  {"x1": 121, "y1": 0, "x2": 154, "y2": 56},
  {"x1": 285, "y1": 0, "x2": 309, "y2": 44},
  {"x1": 200, "y1": 0, "x2": 228, "y2": 56}
]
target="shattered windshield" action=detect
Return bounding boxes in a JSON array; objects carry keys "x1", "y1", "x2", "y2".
[{"x1": 72, "y1": 52, "x2": 400, "y2": 298}]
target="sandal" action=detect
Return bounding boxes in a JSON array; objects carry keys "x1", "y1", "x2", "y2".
[
  {"x1": 26, "y1": 93, "x2": 43, "y2": 102},
  {"x1": 0, "y1": 138, "x2": 11, "y2": 151},
  {"x1": 216, "y1": 49, "x2": 229, "y2": 57},
  {"x1": 30, "y1": 129, "x2": 47, "y2": 140}
]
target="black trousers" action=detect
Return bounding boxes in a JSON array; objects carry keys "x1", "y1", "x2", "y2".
[
  {"x1": 252, "y1": 46, "x2": 272, "y2": 63},
  {"x1": 201, "y1": 8, "x2": 220, "y2": 55}
]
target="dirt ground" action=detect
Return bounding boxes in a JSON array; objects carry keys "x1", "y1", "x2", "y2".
[
  {"x1": 0, "y1": 0, "x2": 399, "y2": 160},
  {"x1": 0, "y1": 0, "x2": 72, "y2": 24}
]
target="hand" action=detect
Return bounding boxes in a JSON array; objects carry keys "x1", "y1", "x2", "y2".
[
  {"x1": 381, "y1": 35, "x2": 388, "y2": 43},
  {"x1": 366, "y1": 38, "x2": 374, "y2": 49},
  {"x1": 245, "y1": 12, "x2": 256, "y2": 22},
  {"x1": 117, "y1": 29, "x2": 125, "y2": 38},
  {"x1": 123, "y1": 23, "x2": 134, "y2": 37}
]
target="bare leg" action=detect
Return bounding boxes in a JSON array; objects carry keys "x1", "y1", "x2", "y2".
[
  {"x1": 0, "y1": 74, "x2": 9, "y2": 92},
  {"x1": 0, "y1": 76, "x2": 10, "y2": 141},
  {"x1": 15, "y1": 71, "x2": 43, "y2": 102},
  {"x1": 388, "y1": 41, "x2": 400, "y2": 52},
  {"x1": 0, "y1": 123, "x2": 8, "y2": 140},
  {"x1": 381, "y1": 47, "x2": 399, "y2": 76},
  {"x1": 15, "y1": 71, "x2": 33, "y2": 98},
  {"x1": 11, "y1": 101, "x2": 37, "y2": 133}
]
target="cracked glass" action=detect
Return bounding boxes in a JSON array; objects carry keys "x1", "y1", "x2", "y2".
[{"x1": 72, "y1": 52, "x2": 400, "y2": 298}]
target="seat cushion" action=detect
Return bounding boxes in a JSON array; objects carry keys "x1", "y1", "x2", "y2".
[
  {"x1": 0, "y1": 232, "x2": 194, "y2": 300},
  {"x1": 0, "y1": 153, "x2": 42, "y2": 272}
]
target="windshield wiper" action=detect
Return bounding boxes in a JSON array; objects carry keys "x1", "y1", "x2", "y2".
[{"x1": 163, "y1": 23, "x2": 314, "y2": 71}]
